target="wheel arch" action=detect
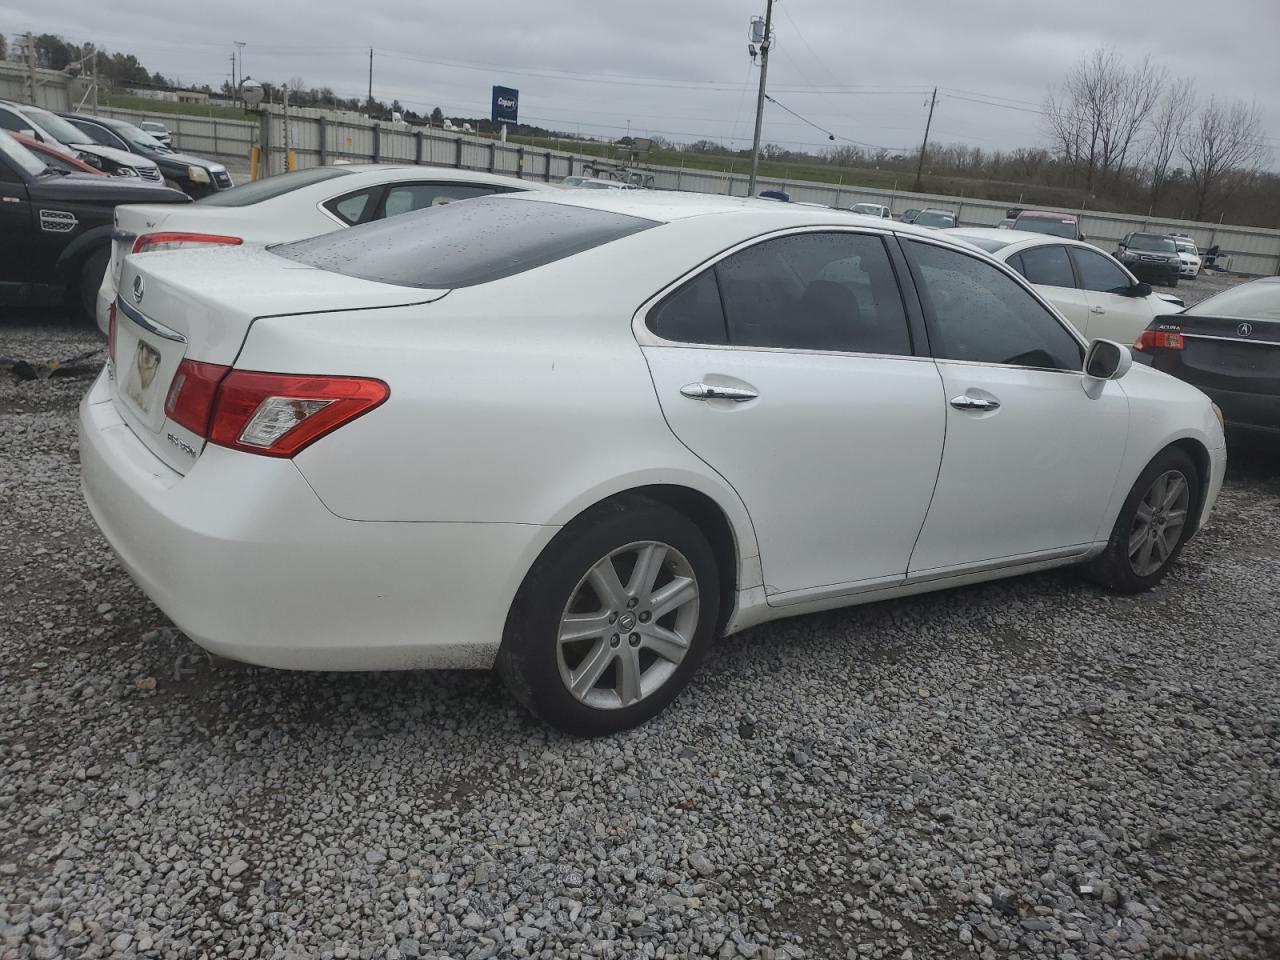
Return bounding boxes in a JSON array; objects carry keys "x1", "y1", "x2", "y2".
[
  {"x1": 53, "y1": 225, "x2": 112, "y2": 285},
  {"x1": 1167, "y1": 436, "x2": 1212, "y2": 530}
]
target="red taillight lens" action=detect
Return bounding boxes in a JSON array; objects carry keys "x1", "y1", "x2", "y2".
[
  {"x1": 1134, "y1": 328, "x2": 1185, "y2": 351},
  {"x1": 165, "y1": 359, "x2": 231, "y2": 436},
  {"x1": 208, "y1": 372, "x2": 389, "y2": 458},
  {"x1": 107, "y1": 302, "x2": 117, "y2": 363},
  {"x1": 132, "y1": 232, "x2": 243, "y2": 254}
]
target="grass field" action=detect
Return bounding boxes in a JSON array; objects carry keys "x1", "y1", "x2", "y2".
[{"x1": 100, "y1": 94, "x2": 248, "y2": 122}]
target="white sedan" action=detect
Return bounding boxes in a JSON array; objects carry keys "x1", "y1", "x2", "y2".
[
  {"x1": 81, "y1": 194, "x2": 1226, "y2": 736},
  {"x1": 1174, "y1": 238, "x2": 1202, "y2": 279},
  {"x1": 848, "y1": 202, "x2": 891, "y2": 218},
  {"x1": 96, "y1": 164, "x2": 545, "y2": 333},
  {"x1": 946, "y1": 228, "x2": 1184, "y2": 345}
]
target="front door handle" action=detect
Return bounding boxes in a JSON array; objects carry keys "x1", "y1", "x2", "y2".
[
  {"x1": 1090, "y1": 305, "x2": 1106, "y2": 315},
  {"x1": 681, "y1": 382, "x2": 759, "y2": 402},
  {"x1": 950, "y1": 395, "x2": 1000, "y2": 411}
]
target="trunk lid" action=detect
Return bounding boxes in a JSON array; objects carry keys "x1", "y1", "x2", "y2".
[
  {"x1": 111, "y1": 246, "x2": 445, "y2": 473},
  {"x1": 1154, "y1": 313, "x2": 1280, "y2": 396}
]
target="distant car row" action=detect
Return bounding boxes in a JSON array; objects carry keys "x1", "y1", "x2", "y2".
[{"x1": 0, "y1": 100, "x2": 229, "y2": 197}]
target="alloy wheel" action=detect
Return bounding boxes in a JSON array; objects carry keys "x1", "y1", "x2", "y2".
[
  {"x1": 1127, "y1": 469, "x2": 1190, "y2": 577},
  {"x1": 556, "y1": 541, "x2": 700, "y2": 710}
]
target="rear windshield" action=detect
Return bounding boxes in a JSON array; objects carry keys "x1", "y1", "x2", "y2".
[
  {"x1": 1014, "y1": 217, "x2": 1076, "y2": 239},
  {"x1": 197, "y1": 166, "x2": 353, "y2": 206},
  {"x1": 947, "y1": 233, "x2": 1012, "y2": 253},
  {"x1": 272, "y1": 196, "x2": 658, "y2": 288},
  {"x1": 1186, "y1": 280, "x2": 1280, "y2": 321}
]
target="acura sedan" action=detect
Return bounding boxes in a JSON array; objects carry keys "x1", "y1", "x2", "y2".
[{"x1": 81, "y1": 194, "x2": 1226, "y2": 736}]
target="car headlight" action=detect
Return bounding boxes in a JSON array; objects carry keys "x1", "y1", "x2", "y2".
[
  {"x1": 112, "y1": 166, "x2": 140, "y2": 177},
  {"x1": 187, "y1": 165, "x2": 211, "y2": 184}
]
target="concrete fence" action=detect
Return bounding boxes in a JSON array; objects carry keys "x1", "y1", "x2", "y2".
[{"x1": 40, "y1": 97, "x2": 1280, "y2": 276}]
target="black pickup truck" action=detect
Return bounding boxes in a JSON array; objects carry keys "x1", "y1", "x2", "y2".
[{"x1": 0, "y1": 132, "x2": 188, "y2": 319}]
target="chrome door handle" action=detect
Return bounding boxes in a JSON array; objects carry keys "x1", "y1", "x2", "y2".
[
  {"x1": 1090, "y1": 305, "x2": 1106, "y2": 315},
  {"x1": 950, "y1": 395, "x2": 1000, "y2": 411},
  {"x1": 681, "y1": 382, "x2": 759, "y2": 402}
]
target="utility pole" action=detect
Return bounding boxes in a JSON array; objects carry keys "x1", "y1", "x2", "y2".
[
  {"x1": 747, "y1": 0, "x2": 775, "y2": 197},
  {"x1": 367, "y1": 48, "x2": 374, "y2": 116},
  {"x1": 24, "y1": 32, "x2": 38, "y2": 104},
  {"x1": 234, "y1": 41, "x2": 246, "y2": 105},
  {"x1": 913, "y1": 87, "x2": 937, "y2": 192},
  {"x1": 88, "y1": 43, "x2": 98, "y2": 113},
  {"x1": 229, "y1": 53, "x2": 237, "y2": 102}
]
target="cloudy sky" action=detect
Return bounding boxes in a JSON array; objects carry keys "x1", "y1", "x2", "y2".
[{"x1": 6, "y1": 0, "x2": 1278, "y2": 159}]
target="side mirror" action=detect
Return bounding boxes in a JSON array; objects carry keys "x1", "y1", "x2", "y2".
[
  {"x1": 1078, "y1": 232, "x2": 1087, "y2": 241},
  {"x1": 1084, "y1": 339, "x2": 1133, "y2": 381},
  {"x1": 1130, "y1": 281, "x2": 1152, "y2": 298}
]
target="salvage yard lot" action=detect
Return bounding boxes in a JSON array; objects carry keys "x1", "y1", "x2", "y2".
[{"x1": 1, "y1": 278, "x2": 1277, "y2": 959}]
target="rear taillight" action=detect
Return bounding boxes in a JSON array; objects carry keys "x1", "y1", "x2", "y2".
[
  {"x1": 208, "y1": 372, "x2": 389, "y2": 458},
  {"x1": 1135, "y1": 328, "x2": 1185, "y2": 351},
  {"x1": 107, "y1": 302, "x2": 117, "y2": 363},
  {"x1": 131, "y1": 232, "x2": 243, "y2": 255},
  {"x1": 165, "y1": 359, "x2": 231, "y2": 436}
]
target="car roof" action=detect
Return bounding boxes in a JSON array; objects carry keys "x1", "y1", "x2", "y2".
[
  {"x1": 1017, "y1": 210, "x2": 1077, "y2": 221},
  {"x1": 945, "y1": 227, "x2": 1101, "y2": 257}
]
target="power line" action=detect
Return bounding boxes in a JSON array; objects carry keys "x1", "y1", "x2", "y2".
[{"x1": 763, "y1": 94, "x2": 909, "y2": 152}]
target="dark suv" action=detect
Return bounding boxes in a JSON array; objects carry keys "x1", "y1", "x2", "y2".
[
  {"x1": 1115, "y1": 232, "x2": 1181, "y2": 287},
  {"x1": 60, "y1": 114, "x2": 233, "y2": 198},
  {"x1": 0, "y1": 132, "x2": 187, "y2": 318}
]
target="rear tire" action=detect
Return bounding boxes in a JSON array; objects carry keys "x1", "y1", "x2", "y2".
[
  {"x1": 496, "y1": 495, "x2": 719, "y2": 737},
  {"x1": 77, "y1": 247, "x2": 110, "y2": 323},
  {"x1": 1084, "y1": 448, "x2": 1199, "y2": 594},
  {"x1": 1168, "y1": 277, "x2": 1179, "y2": 288}
]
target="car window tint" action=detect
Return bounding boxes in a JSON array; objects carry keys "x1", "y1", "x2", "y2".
[
  {"x1": 197, "y1": 166, "x2": 353, "y2": 207},
  {"x1": 907, "y1": 240, "x2": 1083, "y2": 371},
  {"x1": 1017, "y1": 245, "x2": 1076, "y2": 288},
  {"x1": 274, "y1": 196, "x2": 656, "y2": 289},
  {"x1": 1070, "y1": 248, "x2": 1131, "y2": 294},
  {"x1": 324, "y1": 189, "x2": 377, "y2": 225},
  {"x1": 76, "y1": 123, "x2": 127, "y2": 150},
  {"x1": 0, "y1": 111, "x2": 25, "y2": 133},
  {"x1": 381, "y1": 182, "x2": 509, "y2": 218},
  {"x1": 647, "y1": 269, "x2": 727, "y2": 344},
  {"x1": 714, "y1": 232, "x2": 911, "y2": 354}
]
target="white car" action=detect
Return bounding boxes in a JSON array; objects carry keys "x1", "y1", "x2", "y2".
[
  {"x1": 81, "y1": 193, "x2": 1226, "y2": 736},
  {"x1": 138, "y1": 120, "x2": 172, "y2": 148},
  {"x1": 96, "y1": 164, "x2": 545, "y2": 333},
  {"x1": 946, "y1": 228, "x2": 1184, "y2": 345},
  {"x1": 561, "y1": 176, "x2": 638, "y2": 189},
  {"x1": 1174, "y1": 238, "x2": 1202, "y2": 279},
  {"x1": 848, "y1": 202, "x2": 891, "y2": 218}
]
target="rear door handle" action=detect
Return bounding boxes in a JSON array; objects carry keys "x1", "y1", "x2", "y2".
[
  {"x1": 681, "y1": 382, "x2": 759, "y2": 402},
  {"x1": 950, "y1": 395, "x2": 1000, "y2": 411}
]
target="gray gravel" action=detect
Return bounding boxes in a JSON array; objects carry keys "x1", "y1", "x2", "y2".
[{"x1": 2, "y1": 307, "x2": 1278, "y2": 960}]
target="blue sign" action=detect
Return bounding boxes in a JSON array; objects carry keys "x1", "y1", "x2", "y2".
[{"x1": 491, "y1": 86, "x2": 519, "y2": 126}]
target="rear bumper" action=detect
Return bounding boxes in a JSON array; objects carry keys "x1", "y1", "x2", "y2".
[
  {"x1": 95, "y1": 269, "x2": 115, "y2": 336},
  {"x1": 79, "y1": 368, "x2": 557, "y2": 670},
  {"x1": 1197, "y1": 385, "x2": 1280, "y2": 436}
]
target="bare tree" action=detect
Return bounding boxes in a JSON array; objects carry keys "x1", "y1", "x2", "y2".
[
  {"x1": 1044, "y1": 47, "x2": 1165, "y2": 190},
  {"x1": 1146, "y1": 77, "x2": 1196, "y2": 208},
  {"x1": 1180, "y1": 97, "x2": 1270, "y2": 220}
]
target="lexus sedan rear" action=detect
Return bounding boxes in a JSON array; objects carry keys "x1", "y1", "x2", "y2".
[{"x1": 82, "y1": 193, "x2": 1226, "y2": 735}]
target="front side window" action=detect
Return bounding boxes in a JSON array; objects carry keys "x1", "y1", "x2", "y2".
[
  {"x1": 1070, "y1": 248, "x2": 1131, "y2": 294},
  {"x1": 907, "y1": 240, "x2": 1083, "y2": 371},
  {"x1": 715, "y1": 232, "x2": 911, "y2": 354},
  {"x1": 380, "y1": 182, "x2": 512, "y2": 218},
  {"x1": 0, "y1": 130, "x2": 48, "y2": 178},
  {"x1": 1015, "y1": 245, "x2": 1076, "y2": 288}
]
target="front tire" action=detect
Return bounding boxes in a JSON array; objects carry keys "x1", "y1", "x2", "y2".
[
  {"x1": 77, "y1": 247, "x2": 109, "y2": 323},
  {"x1": 1084, "y1": 448, "x2": 1199, "y2": 593},
  {"x1": 497, "y1": 495, "x2": 719, "y2": 737}
]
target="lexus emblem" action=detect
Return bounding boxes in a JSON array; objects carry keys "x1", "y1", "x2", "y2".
[
  {"x1": 132, "y1": 274, "x2": 145, "y2": 304},
  {"x1": 1237, "y1": 322, "x2": 1253, "y2": 337}
]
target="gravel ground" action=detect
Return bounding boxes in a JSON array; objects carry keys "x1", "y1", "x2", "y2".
[{"x1": 1, "y1": 300, "x2": 1277, "y2": 960}]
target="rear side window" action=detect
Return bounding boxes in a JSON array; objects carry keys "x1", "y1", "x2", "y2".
[
  {"x1": 274, "y1": 196, "x2": 656, "y2": 288},
  {"x1": 1070, "y1": 248, "x2": 1131, "y2": 294},
  {"x1": 1015, "y1": 245, "x2": 1076, "y2": 288},
  {"x1": 198, "y1": 166, "x2": 353, "y2": 207},
  {"x1": 907, "y1": 240, "x2": 1083, "y2": 371},
  {"x1": 324, "y1": 188, "x2": 378, "y2": 225},
  {"x1": 648, "y1": 270, "x2": 727, "y2": 344}
]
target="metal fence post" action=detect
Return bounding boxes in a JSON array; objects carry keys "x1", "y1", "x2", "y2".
[
  {"x1": 318, "y1": 115, "x2": 327, "y2": 165},
  {"x1": 372, "y1": 124, "x2": 380, "y2": 163},
  {"x1": 489, "y1": 141, "x2": 496, "y2": 172},
  {"x1": 415, "y1": 129, "x2": 423, "y2": 165},
  {"x1": 517, "y1": 146, "x2": 524, "y2": 179},
  {"x1": 544, "y1": 150, "x2": 552, "y2": 182}
]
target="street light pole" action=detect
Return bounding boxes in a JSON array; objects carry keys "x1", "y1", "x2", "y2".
[{"x1": 747, "y1": 0, "x2": 775, "y2": 197}]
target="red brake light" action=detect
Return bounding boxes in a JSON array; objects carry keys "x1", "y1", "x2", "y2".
[
  {"x1": 107, "y1": 302, "x2": 117, "y2": 363},
  {"x1": 208, "y1": 372, "x2": 389, "y2": 458},
  {"x1": 165, "y1": 359, "x2": 231, "y2": 436},
  {"x1": 1134, "y1": 328, "x2": 1185, "y2": 351},
  {"x1": 132, "y1": 232, "x2": 243, "y2": 254}
]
